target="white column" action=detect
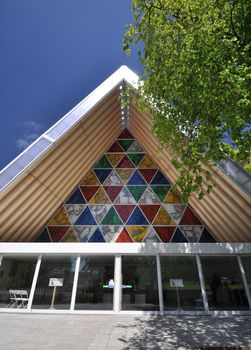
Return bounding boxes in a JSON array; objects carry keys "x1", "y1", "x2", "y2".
[
  {"x1": 237, "y1": 255, "x2": 251, "y2": 310},
  {"x1": 196, "y1": 254, "x2": 209, "y2": 314},
  {"x1": 113, "y1": 254, "x2": 122, "y2": 313},
  {"x1": 70, "y1": 255, "x2": 81, "y2": 311},
  {"x1": 27, "y1": 255, "x2": 42, "y2": 310},
  {"x1": 156, "y1": 254, "x2": 164, "y2": 314}
]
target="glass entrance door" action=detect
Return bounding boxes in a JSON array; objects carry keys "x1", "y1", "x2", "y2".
[{"x1": 121, "y1": 256, "x2": 159, "y2": 311}]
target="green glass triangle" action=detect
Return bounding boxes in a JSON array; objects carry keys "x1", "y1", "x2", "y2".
[
  {"x1": 127, "y1": 153, "x2": 145, "y2": 166},
  {"x1": 151, "y1": 185, "x2": 171, "y2": 202},
  {"x1": 94, "y1": 155, "x2": 112, "y2": 168},
  {"x1": 35, "y1": 229, "x2": 51, "y2": 242},
  {"x1": 101, "y1": 207, "x2": 122, "y2": 225},
  {"x1": 118, "y1": 139, "x2": 134, "y2": 151},
  {"x1": 127, "y1": 185, "x2": 147, "y2": 202}
]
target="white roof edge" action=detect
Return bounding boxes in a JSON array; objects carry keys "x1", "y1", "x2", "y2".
[{"x1": 0, "y1": 65, "x2": 139, "y2": 193}]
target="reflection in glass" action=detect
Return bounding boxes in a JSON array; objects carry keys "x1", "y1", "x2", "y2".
[
  {"x1": 0, "y1": 255, "x2": 37, "y2": 308},
  {"x1": 241, "y1": 256, "x2": 251, "y2": 298},
  {"x1": 121, "y1": 256, "x2": 159, "y2": 311},
  {"x1": 75, "y1": 256, "x2": 114, "y2": 310},
  {"x1": 32, "y1": 256, "x2": 76, "y2": 309},
  {"x1": 201, "y1": 256, "x2": 249, "y2": 310},
  {"x1": 160, "y1": 256, "x2": 201, "y2": 310}
]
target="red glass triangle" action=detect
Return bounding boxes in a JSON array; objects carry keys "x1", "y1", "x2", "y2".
[
  {"x1": 104, "y1": 186, "x2": 123, "y2": 202},
  {"x1": 139, "y1": 169, "x2": 157, "y2": 183},
  {"x1": 116, "y1": 228, "x2": 133, "y2": 242},
  {"x1": 47, "y1": 226, "x2": 70, "y2": 242},
  {"x1": 80, "y1": 186, "x2": 99, "y2": 202},
  {"x1": 139, "y1": 205, "x2": 160, "y2": 223},
  {"x1": 107, "y1": 141, "x2": 124, "y2": 153},
  {"x1": 179, "y1": 206, "x2": 202, "y2": 225},
  {"x1": 114, "y1": 205, "x2": 136, "y2": 223},
  {"x1": 154, "y1": 226, "x2": 176, "y2": 242},
  {"x1": 116, "y1": 155, "x2": 134, "y2": 168},
  {"x1": 118, "y1": 128, "x2": 134, "y2": 139}
]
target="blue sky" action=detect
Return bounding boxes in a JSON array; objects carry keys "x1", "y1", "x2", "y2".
[{"x1": 0, "y1": 0, "x2": 142, "y2": 169}]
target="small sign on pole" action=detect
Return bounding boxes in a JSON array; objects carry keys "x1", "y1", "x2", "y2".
[{"x1": 49, "y1": 278, "x2": 64, "y2": 309}]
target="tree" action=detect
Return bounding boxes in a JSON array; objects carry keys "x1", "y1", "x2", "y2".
[{"x1": 123, "y1": 0, "x2": 251, "y2": 201}]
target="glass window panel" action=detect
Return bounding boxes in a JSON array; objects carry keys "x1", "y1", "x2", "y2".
[
  {"x1": 241, "y1": 256, "x2": 251, "y2": 297},
  {"x1": 121, "y1": 256, "x2": 159, "y2": 311},
  {"x1": 0, "y1": 255, "x2": 37, "y2": 308},
  {"x1": 75, "y1": 256, "x2": 114, "y2": 310},
  {"x1": 160, "y1": 256, "x2": 201, "y2": 311},
  {"x1": 201, "y1": 256, "x2": 249, "y2": 310},
  {"x1": 32, "y1": 256, "x2": 76, "y2": 310}
]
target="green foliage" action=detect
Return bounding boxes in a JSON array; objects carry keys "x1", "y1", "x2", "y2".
[{"x1": 124, "y1": 0, "x2": 251, "y2": 202}]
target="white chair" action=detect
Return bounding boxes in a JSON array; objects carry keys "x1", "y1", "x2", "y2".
[
  {"x1": 16, "y1": 290, "x2": 29, "y2": 308},
  {"x1": 6, "y1": 289, "x2": 18, "y2": 308}
]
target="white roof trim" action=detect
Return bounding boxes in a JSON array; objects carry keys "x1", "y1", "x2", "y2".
[{"x1": 0, "y1": 66, "x2": 139, "y2": 193}]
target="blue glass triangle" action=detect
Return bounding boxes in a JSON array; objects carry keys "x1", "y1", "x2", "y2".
[
  {"x1": 127, "y1": 207, "x2": 149, "y2": 225},
  {"x1": 89, "y1": 228, "x2": 105, "y2": 242},
  {"x1": 94, "y1": 169, "x2": 112, "y2": 183},
  {"x1": 171, "y1": 228, "x2": 188, "y2": 242},
  {"x1": 74, "y1": 207, "x2": 96, "y2": 225},
  {"x1": 127, "y1": 170, "x2": 147, "y2": 185},
  {"x1": 199, "y1": 228, "x2": 216, "y2": 242},
  {"x1": 65, "y1": 188, "x2": 86, "y2": 204},
  {"x1": 151, "y1": 170, "x2": 170, "y2": 185}
]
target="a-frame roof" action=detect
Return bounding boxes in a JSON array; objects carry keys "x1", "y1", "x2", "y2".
[{"x1": 0, "y1": 66, "x2": 250, "y2": 242}]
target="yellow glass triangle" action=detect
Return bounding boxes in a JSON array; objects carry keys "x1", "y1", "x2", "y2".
[
  {"x1": 48, "y1": 207, "x2": 70, "y2": 225},
  {"x1": 61, "y1": 228, "x2": 79, "y2": 242},
  {"x1": 106, "y1": 153, "x2": 124, "y2": 167},
  {"x1": 89, "y1": 187, "x2": 111, "y2": 204},
  {"x1": 126, "y1": 226, "x2": 149, "y2": 242},
  {"x1": 116, "y1": 168, "x2": 134, "y2": 184},
  {"x1": 164, "y1": 189, "x2": 182, "y2": 203},
  {"x1": 138, "y1": 155, "x2": 157, "y2": 168},
  {"x1": 80, "y1": 170, "x2": 99, "y2": 185},
  {"x1": 153, "y1": 207, "x2": 176, "y2": 225}
]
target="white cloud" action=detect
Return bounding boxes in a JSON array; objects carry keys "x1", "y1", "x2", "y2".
[{"x1": 14, "y1": 121, "x2": 43, "y2": 151}]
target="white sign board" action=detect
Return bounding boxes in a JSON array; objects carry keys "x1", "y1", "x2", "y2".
[
  {"x1": 170, "y1": 279, "x2": 184, "y2": 287},
  {"x1": 49, "y1": 278, "x2": 64, "y2": 287},
  {"x1": 108, "y1": 279, "x2": 114, "y2": 288}
]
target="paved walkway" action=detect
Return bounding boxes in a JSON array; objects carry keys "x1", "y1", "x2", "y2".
[{"x1": 0, "y1": 314, "x2": 250, "y2": 349}]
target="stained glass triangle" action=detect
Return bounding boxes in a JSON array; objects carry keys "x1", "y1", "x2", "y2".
[
  {"x1": 164, "y1": 188, "x2": 182, "y2": 203},
  {"x1": 179, "y1": 207, "x2": 202, "y2": 225},
  {"x1": 94, "y1": 155, "x2": 112, "y2": 168},
  {"x1": 126, "y1": 226, "x2": 149, "y2": 242},
  {"x1": 138, "y1": 169, "x2": 157, "y2": 183},
  {"x1": 118, "y1": 128, "x2": 134, "y2": 139},
  {"x1": 61, "y1": 228, "x2": 79, "y2": 242},
  {"x1": 80, "y1": 186, "x2": 99, "y2": 202},
  {"x1": 35, "y1": 229, "x2": 51, "y2": 242},
  {"x1": 164, "y1": 204, "x2": 186, "y2": 224},
  {"x1": 116, "y1": 155, "x2": 134, "y2": 168},
  {"x1": 138, "y1": 155, "x2": 157, "y2": 168},
  {"x1": 139, "y1": 205, "x2": 160, "y2": 223},
  {"x1": 104, "y1": 186, "x2": 123, "y2": 202},
  {"x1": 180, "y1": 226, "x2": 203, "y2": 242},
  {"x1": 106, "y1": 153, "x2": 124, "y2": 167},
  {"x1": 139, "y1": 187, "x2": 160, "y2": 204},
  {"x1": 126, "y1": 207, "x2": 149, "y2": 225},
  {"x1": 88, "y1": 228, "x2": 105, "y2": 242},
  {"x1": 199, "y1": 228, "x2": 216, "y2": 242},
  {"x1": 80, "y1": 170, "x2": 100, "y2": 186},
  {"x1": 47, "y1": 226, "x2": 70, "y2": 242},
  {"x1": 116, "y1": 168, "x2": 134, "y2": 184},
  {"x1": 101, "y1": 226, "x2": 123, "y2": 242},
  {"x1": 153, "y1": 207, "x2": 176, "y2": 225},
  {"x1": 143, "y1": 228, "x2": 161, "y2": 243},
  {"x1": 151, "y1": 170, "x2": 170, "y2": 185},
  {"x1": 127, "y1": 170, "x2": 147, "y2": 185},
  {"x1": 93, "y1": 169, "x2": 112, "y2": 183},
  {"x1": 74, "y1": 207, "x2": 97, "y2": 225},
  {"x1": 64, "y1": 204, "x2": 85, "y2": 224},
  {"x1": 127, "y1": 140, "x2": 144, "y2": 153},
  {"x1": 89, "y1": 205, "x2": 111, "y2": 224},
  {"x1": 127, "y1": 186, "x2": 147, "y2": 202},
  {"x1": 65, "y1": 188, "x2": 86, "y2": 204},
  {"x1": 113, "y1": 187, "x2": 136, "y2": 204},
  {"x1": 151, "y1": 185, "x2": 171, "y2": 202},
  {"x1": 107, "y1": 141, "x2": 124, "y2": 153},
  {"x1": 103, "y1": 170, "x2": 123, "y2": 186},
  {"x1": 89, "y1": 187, "x2": 111, "y2": 204},
  {"x1": 170, "y1": 228, "x2": 188, "y2": 243},
  {"x1": 116, "y1": 228, "x2": 133, "y2": 243},
  {"x1": 117, "y1": 139, "x2": 134, "y2": 152},
  {"x1": 73, "y1": 226, "x2": 96, "y2": 242},
  {"x1": 101, "y1": 207, "x2": 123, "y2": 225},
  {"x1": 48, "y1": 207, "x2": 70, "y2": 225},
  {"x1": 114, "y1": 205, "x2": 136, "y2": 223},
  {"x1": 154, "y1": 226, "x2": 176, "y2": 242},
  {"x1": 127, "y1": 153, "x2": 145, "y2": 166}
]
